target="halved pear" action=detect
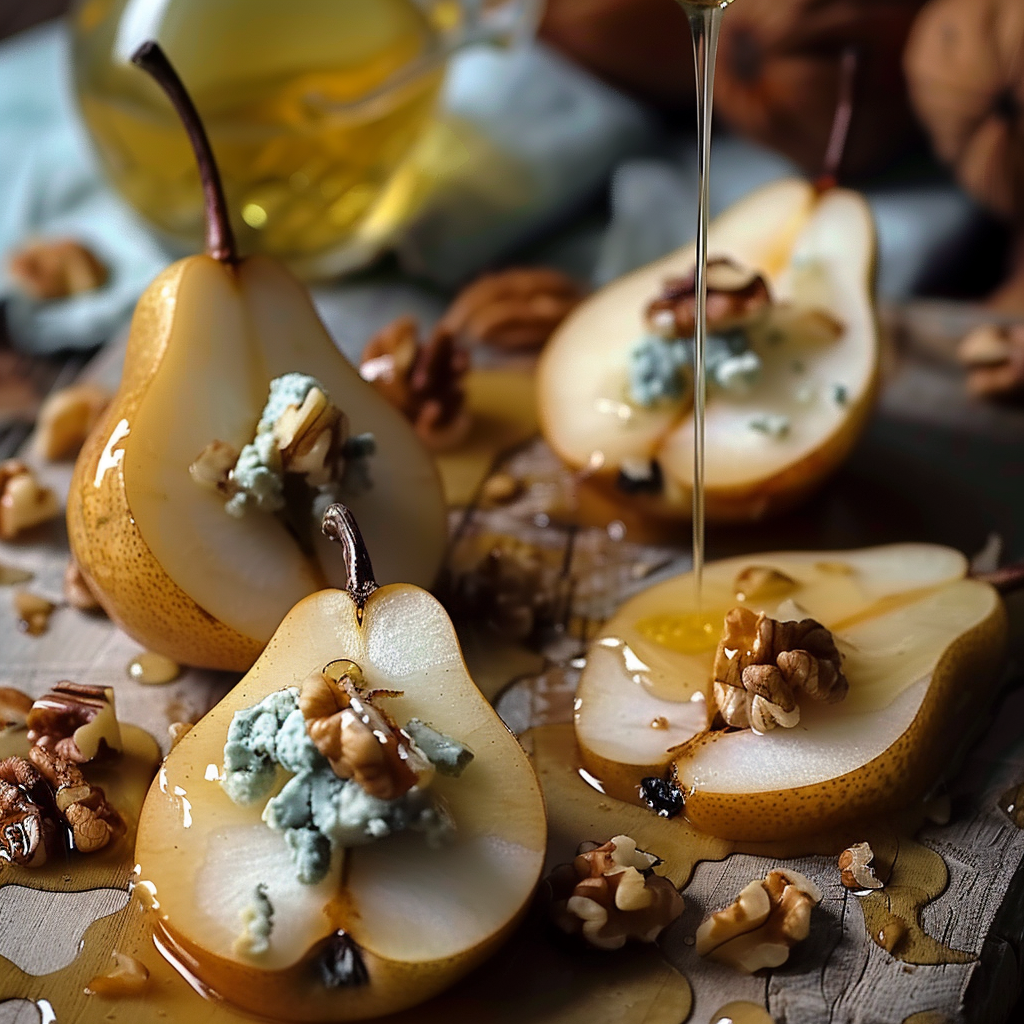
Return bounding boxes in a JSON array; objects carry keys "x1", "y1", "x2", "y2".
[
  {"x1": 537, "y1": 179, "x2": 879, "y2": 523},
  {"x1": 67, "y1": 44, "x2": 445, "y2": 671},
  {"x1": 134, "y1": 505, "x2": 547, "y2": 1021},
  {"x1": 575, "y1": 544, "x2": 1006, "y2": 840}
]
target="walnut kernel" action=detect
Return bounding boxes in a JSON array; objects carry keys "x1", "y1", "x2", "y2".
[
  {"x1": 299, "y1": 661, "x2": 430, "y2": 800},
  {"x1": 8, "y1": 238, "x2": 108, "y2": 301},
  {"x1": 0, "y1": 460, "x2": 59, "y2": 540},
  {"x1": 0, "y1": 756, "x2": 62, "y2": 867},
  {"x1": 438, "y1": 267, "x2": 585, "y2": 352},
  {"x1": 838, "y1": 842, "x2": 883, "y2": 892},
  {"x1": 550, "y1": 835, "x2": 684, "y2": 950},
  {"x1": 189, "y1": 440, "x2": 240, "y2": 494},
  {"x1": 33, "y1": 383, "x2": 110, "y2": 461},
  {"x1": 695, "y1": 868, "x2": 822, "y2": 973},
  {"x1": 712, "y1": 607, "x2": 847, "y2": 732},
  {"x1": 27, "y1": 682, "x2": 122, "y2": 763}
]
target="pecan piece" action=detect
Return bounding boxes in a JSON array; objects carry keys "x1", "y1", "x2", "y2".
[
  {"x1": 359, "y1": 317, "x2": 471, "y2": 452},
  {"x1": 28, "y1": 745, "x2": 125, "y2": 854},
  {"x1": 0, "y1": 756, "x2": 63, "y2": 867},
  {"x1": 299, "y1": 661, "x2": 430, "y2": 800},
  {"x1": 438, "y1": 267, "x2": 585, "y2": 352},
  {"x1": 712, "y1": 607, "x2": 848, "y2": 732},
  {"x1": 8, "y1": 238, "x2": 108, "y2": 301},
  {"x1": 646, "y1": 258, "x2": 771, "y2": 338},
  {"x1": 27, "y1": 681, "x2": 122, "y2": 763}
]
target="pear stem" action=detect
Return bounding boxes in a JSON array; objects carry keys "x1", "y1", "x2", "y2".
[
  {"x1": 816, "y1": 46, "x2": 858, "y2": 193},
  {"x1": 322, "y1": 504, "x2": 378, "y2": 611},
  {"x1": 974, "y1": 563, "x2": 1024, "y2": 596},
  {"x1": 131, "y1": 41, "x2": 237, "y2": 264}
]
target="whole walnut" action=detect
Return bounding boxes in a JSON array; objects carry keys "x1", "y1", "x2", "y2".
[
  {"x1": 714, "y1": 0, "x2": 928, "y2": 179},
  {"x1": 905, "y1": 0, "x2": 1024, "y2": 222}
]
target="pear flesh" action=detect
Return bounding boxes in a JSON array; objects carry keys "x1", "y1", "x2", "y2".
[
  {"x1": 538, "y1": 179, "x2": 879, "y2": 521},
  {"x1": 135, "y1": 582, "x2": 547, "y2": 1020},
  {"x1": 574, "y1": 544, "x2": 1006, "y2": 840},
  {"x1": 71, "y1": 255, "x2": 446, "y2": 668}
]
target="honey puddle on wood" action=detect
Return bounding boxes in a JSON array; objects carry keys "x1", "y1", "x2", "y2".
[
  {"x1": 998, "y1": 782, "x2": 1024, "y2": 827},
  {"x1": 127, "y1": 652, "x2": 181, "y2": 686},
  {"x1": 526, "y1": 724, "x2": 974, "y2": 967}
]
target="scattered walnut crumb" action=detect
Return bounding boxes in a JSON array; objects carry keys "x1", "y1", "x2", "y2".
[
  {"x1": 33, "y1": 383, "x2": 110, "y2": 461},
  {"x1": 27, "y1": 681, "x2": 122, "y2": 763},
  {"x1": 437, "y1": 267, "x2": 585, "y2": 352},
  {"x1": 0, "y1": 686, "x2": 33, "y2": 731},
  {"x1": 299, "y1": 661, "x2": 429, "y2": 799},
  {"x1": 712, "y1": 607, "x2": 848, "y2": 733},
  {"x1": 838, "y1": 842, "x2": 883, "y2": 892},
  {"x1": 549, "y1": 835, "x2": 684, "y2": 950},
  {"x1": 957, "y1": 324, "x2": 1024, "y2": 400},
  {"x1": 64, "y1": 558, "x2": 103, "y2": 612},
  {"x1": 0, "y1": 459, "x2": 59, "y2": 540},
  {"x1": 695, "y1": 868, "x2": 822, "y2": 973},
  {"x1": 28, "y1": 744, "x2": 125, "y2": 854},
  {"x1": 360, "y1": 316, "x2": 471, "y2": 451},
  {"x1": 85, "y1": 951, "x2": 150, "y2": 997},
  {"x1": 481, "y1": 472, "x2": 522, "y2": 505},
  {"x1": 8, "y1": 238, "x2": 108, "y2": 301}
]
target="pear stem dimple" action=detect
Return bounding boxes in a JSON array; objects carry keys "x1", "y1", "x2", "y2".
[
  {"x1": 322, "y1": 504, "x2": 378, "y2": 611},
  {"x1": 131, "y1": 41, "x2": 237, "y2": 264}
]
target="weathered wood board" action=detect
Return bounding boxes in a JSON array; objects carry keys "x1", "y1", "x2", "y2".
[{"x1": 3, "y1": 300, "x2": 1024, "y2": 1023}]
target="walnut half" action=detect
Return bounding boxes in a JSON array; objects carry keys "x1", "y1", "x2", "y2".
[
  {"x1": 0, "y1": 756, "x2": 62, "y2": 867},
  {"x1": 712, "y1": 607, "x2": 848, "y2": 733},
  {"x1": 695, "y1": 868, "x2": 822, "y2": 973},
  {"x1": 549, "y1": 835, "x2": 684, "y2": 950}
]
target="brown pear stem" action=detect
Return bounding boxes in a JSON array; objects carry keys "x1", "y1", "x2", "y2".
[
  {"x1": 322, "y1": 504, "x2": 378, "y2": 612},
  {"x1": 816, "y1": 46, "x2": 858, "y2": 193},
  {"x1": 131, "y1": 41, "x2": 237, "y2": 264},
  {"x1": 973, "y1": 563, "x2": 1024, "y2": 596}
]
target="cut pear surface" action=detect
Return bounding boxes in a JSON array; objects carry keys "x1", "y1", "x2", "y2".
[
  {"x1": 538, "y1": 179, "x2": 879, "y2": 522},
  {"x1": 135, "y1": 578, "x2": 547, "y2": 1021},
  {"x1": 574, "y1": 544, "x2": 1006, "y2": 840}
]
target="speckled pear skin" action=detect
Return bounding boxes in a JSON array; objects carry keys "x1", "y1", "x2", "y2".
[
  {"x1": 674, "y1": 589, "x2": 1007, "y2": 841},
  {"x1": 67, "y1": 258, "x2": 264, "y2": 672}
]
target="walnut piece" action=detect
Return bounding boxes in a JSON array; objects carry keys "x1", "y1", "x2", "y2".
[
  {"x1": 33, "y1": 383, "x2": 110, "y2": 461},
  {"x1": 957, "y1": 324, "x2": 1024, "y2": 400},
  {"x1": 549, "y1": 835, "x2": 684, "y2": 950},
  {"x1": 14, "y1": 591, "x2": 55, "y2": 636},
  {"x1": 27, "y1": 682, "x2": 122, "y2": 763},
  {"x1": 646, "y1": 258, "x2": 772, "y2": 338},
  {"x1": 695, "y1": 868, "x2": 822, "y2": 973},
  {"x1": 359, "y1": 316, "x2": 471, "y2": 452},
  {"x1": 437, "y1": 267, "x2": 585, "y2": 352},
  {"x1": 64, "y1": 558, "x2": 103, "y2": 612},
  {"x1": 0, "y1": 756, "x2": 62, "y2": 867},
  {"x1": 0, "y1": 459, "x2": 59, "y2": 540},
  {"x1": 0, "y1": 686, "x2": 33, "y2": 731},
  {"x1": 838, "y1": 842, "x2": 883, "y2": 892},
  {"x1": 28, "y1": 745, "x2": 125, "y2": 854},
  {"x1": 299, "y1": 661, "x2": 431, "y2": 800},
  {"x1": 8, "y1": 238, "x2": 108, "y2": 301},
  {"x1": 189, "y1": 440, "x2": 240, "y2": 495},
  {"x1": 712, "y1": 607, "x2": 848, "y2": 733},
  {"x1": 85, "y1": 951, "x2": 150, "y2": 997},
  {"x1": 273, "y1": 386, "x2": 348, "y2": 487}
]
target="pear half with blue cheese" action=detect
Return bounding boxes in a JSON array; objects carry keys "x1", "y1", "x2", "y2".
[
  {"x1": 537, "y1": 178, "x2": 879, "y2": 523},
  {"x1": 67, "y1": 44, "x2": 445, "y2": 672},
  {"x1": 574, "y1": 544, "x2": 1006, "y2": 840},
  {"x1": 134, "y1": 505, "x2": 546, "y2": 1021}
]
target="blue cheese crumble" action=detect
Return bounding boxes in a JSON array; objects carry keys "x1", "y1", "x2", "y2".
[{"x1": 221, "y1": 688, "x2": 472, "y2": 885}]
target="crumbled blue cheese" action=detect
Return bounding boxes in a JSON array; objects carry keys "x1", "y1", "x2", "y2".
[
  {"x1": 222, "y1": 688, "x2": 466, "y2": 885},
  {"x1": 749, "y1": 415, "x2": 791, "y2": 439},
  {"x1": 405, "y1": 719, "x2": 474, "y2": 777},
  {"x1": 832, "y1": 383, "x2": 848, "y2": 406},
  {"x1": 628, "y1": 335, "x2": 689, "y2": 408},
  {"x1": 233, "y1": 884, "x2": 274, "y2": 958},
  {"x1": 714, "y1": 350, "x2": 761, "y2": 393}
]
